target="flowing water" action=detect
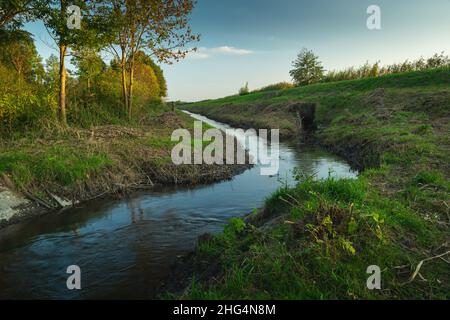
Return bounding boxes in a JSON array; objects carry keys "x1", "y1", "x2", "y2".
[{"x1": 0, "y1": 113, "x2": 357, "y2": 299}]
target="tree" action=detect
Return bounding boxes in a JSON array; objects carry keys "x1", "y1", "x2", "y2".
[
  {"x1": 36, "y1": 0, "x2": 109, "y2": 126},
  {"x1": 290, "y1": 48, "x2": 324, "y2": 86},
  {"x1": 44, "y1": 54, "x2": 61, "y2": 92},
  {"x1": 0, "y1": 0, "x2": 36, "y2": 29},
  {"x1": 71, "y1": 49, "x2": 106, "y2": 94},
  {"x1": 133, "y1": 59, "x2": 161, "y2": 104},
  {"x1": 100, "y1": 0, "x2": 199, "y2": 118},
  {"x1": 135, "y1": 51, "x2": 167, "y2": 98},
  {"x1": 0, "y1": 30, "x2": 43, "y2": 83}
]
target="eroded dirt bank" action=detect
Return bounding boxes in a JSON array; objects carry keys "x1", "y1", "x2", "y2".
[{"x1": 0, "y1": 111, "x2": 251, "y2": 229}]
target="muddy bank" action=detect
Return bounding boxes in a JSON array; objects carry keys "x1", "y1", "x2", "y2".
[
  {"x1": 0, "y1": 162, "x2": 251, "y2": 229},
  {"x1": 0, "y1": 112, "x2": 252, "y2": 229}
]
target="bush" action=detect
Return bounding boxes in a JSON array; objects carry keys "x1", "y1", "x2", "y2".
[
  {"x1": 238, "y1": 82, "x2": 249, "y2": 96},
  {"x1": 252, "y1": 82, "x2": 294, "y2": 93},
  {"x1": 322, "y1": 52, "x2": 450, "y2": 83},
  {"x1": 0, "y1": 63, "x2": 57, "y2": 133},
  {"x1": 0, "y1": 91, "x2": 57, "y2": 131}
]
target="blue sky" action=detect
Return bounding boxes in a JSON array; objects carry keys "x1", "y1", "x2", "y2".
[{"x1": 26, "y1": 0, "x2": 450, "y2": 101}]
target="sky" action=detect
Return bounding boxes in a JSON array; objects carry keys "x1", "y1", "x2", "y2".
[{"x1": 26, "y1": 0, "x2": 450, "y2": 102}]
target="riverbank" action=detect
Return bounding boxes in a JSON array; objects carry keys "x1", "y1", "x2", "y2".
[
  {"x1": 0, "y1": 108, "x2": 251, "y2": 229},
  {"x1": 165, "y1": 68, "x2": 450, "y2": 299}
]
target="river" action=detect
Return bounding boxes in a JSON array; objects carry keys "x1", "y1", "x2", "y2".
[{"x1": 0, "y1": 113, "x2": 357, "y2": 299}]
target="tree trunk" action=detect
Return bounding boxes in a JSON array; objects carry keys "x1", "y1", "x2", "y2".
[
  {"x1": 127, "y1": 26, "x2": 136, "y2": 120},
  {"x1": 87, "y1": 77, "x2": 91, "y2": 94},
  {"x1": 127, "y1": 57, "x2": 134, "y2": 120},
  {"x1": 59, "y1": 44, "x2": 67, "y2": 126},
  {"x1": 120, "y1": 48, "x2": 128, "y2": 113},
  {"x1": 59, "y1": 0, "x2": 67, "y2": 126}
]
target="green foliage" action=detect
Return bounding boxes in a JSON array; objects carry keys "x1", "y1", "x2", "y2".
[
  {"x1": 290, "y1": 48, "x2": 325, "y2": 86},
  {"x1": 182, "y1": 175, "x2": 447, "y2": 299},
  {"x1": 0, "y1": 49, "x2": 57, "y2": 133},
  {"x1": 0, "y1": 29, "x2": 44, "y2": 83},
  {"x1": 252, "y1": 82, "x2": 294, "y2": 93},
  {"x1": 71, "y1": 49, "x2": 106, "y2": 92},
  {"x1": 412, "y1": 170, "x2": 447, "y2": 188},
  {"x1": 135, "y1": 51, "x2": 168, "y2": 98},
  {"x1": 36, "y1": 1, "x2": 107, "y2": 50},
  {"x1": 43, "y1": 54, "x2": 60, "y2": 91},
  {"x1": 323, "y1": 52, "x2": 450, "y2": 83},
  {"x1": 0, "y1": 33, "x2": 168, "y2": 133},
  {"x1": 0, "y1": 0, "x2": 40, "y2": 28},
  {"x1": 0, "y1": 146, "x2": 112, "y2": 188},
  {"x1": 0, "y1": 90, "x2": 57, "y2": 132}
]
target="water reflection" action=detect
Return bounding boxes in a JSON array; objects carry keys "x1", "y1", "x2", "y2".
[{"x1": 0, "y1": 114, "x2": 357, "y2": 299}]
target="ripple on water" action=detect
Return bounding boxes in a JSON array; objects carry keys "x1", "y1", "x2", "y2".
[{"x1": 0, "y1": 113, "x2": 357, "y2": 299}]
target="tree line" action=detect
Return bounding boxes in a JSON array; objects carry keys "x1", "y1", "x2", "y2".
[
  {"x1": 0, "y1": 0, "x2": 199, "y2": 131},
  {"x1": 290, "y1": 48, "x2": 450, "y2": 86}
]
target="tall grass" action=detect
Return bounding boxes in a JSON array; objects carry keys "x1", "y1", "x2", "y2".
[
  {"x1": 322, "y1": 52, "x2": 450, "y2": 83},
  {"x1": 252, "y1": 82, "x2": 294, "y2": 93},
  {"x1": 245, "y1": 52, "x2": 450, "y2": 91}
]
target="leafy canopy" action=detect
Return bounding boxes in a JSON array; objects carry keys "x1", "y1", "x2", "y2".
[{"x1": 290, "y1": 48, "x2": 325, "y2": 86}]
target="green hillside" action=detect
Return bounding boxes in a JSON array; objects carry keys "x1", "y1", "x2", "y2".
[{"x1": 175, "y1": 68, "x2": 450, "y2": 299}]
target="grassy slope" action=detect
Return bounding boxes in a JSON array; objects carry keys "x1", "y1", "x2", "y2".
[{"x1": 176, "y1": 68, "x2": 450, "y2": 299}]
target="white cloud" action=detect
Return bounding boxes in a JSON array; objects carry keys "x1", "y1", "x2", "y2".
[
  {"x1": 187, "y1": 46, "x2": 253, "y2": 59},
  {"x1": 210, "y1": 46, "x2": 253, "y2": 55},
  {"x1": 187, "y1": 49, "x2": 211, "y2": 59}
]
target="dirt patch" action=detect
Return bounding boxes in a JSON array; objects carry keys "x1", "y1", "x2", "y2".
[
  {"x1": 285, "y1": 102, "x2": 317, "y2": 132},
  {"x1": 68, "y1": 125, "x2": 146, "y2": 140},
  {"x1": 148, "y1": 111, "x2": 186, "y2": 128}
]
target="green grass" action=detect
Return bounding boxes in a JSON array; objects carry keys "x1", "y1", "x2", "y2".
[
  {"x1": 183, "y1": 176, "x2": 448, "y2": 300},
  {"x1": 0, "y1": 107, "x2": 199, "y2": 193},
  {"x1": 0, "y1": 146, "x2": 113, "y2": 188},
  {"x1": 186, "y1": 68, "x2": 449, "y2": 109},
  {"x1": 0, "y1": 106, "x2": 240, "y2": 201},
  {"x1": 145, "y1": 136, "x2": 177, "y2": 149},
  {"x1": 177, "y1": 68, "x2": 450, "y2": 300}
]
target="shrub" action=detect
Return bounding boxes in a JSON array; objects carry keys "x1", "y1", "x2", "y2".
[
  {"x1": 253, "y1": 82, "x2": 294, "y2": 93},
  {"x1": 322, "y1": 52, "x2": 450, "y2": 83},
  {"x1": 238, "y1": 82, "x2": 250, "y2": 96},
  {"x1": 0, "y1": 63, "x2": 57, "y2": 133}
]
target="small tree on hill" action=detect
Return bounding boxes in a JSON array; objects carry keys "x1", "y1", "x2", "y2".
[
  {"x1": 290, "y1": 48, "x2": 324, "y2": 86},
  {"x1": 239, "y1": 82, "x2": 249, "y2": 95}
]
